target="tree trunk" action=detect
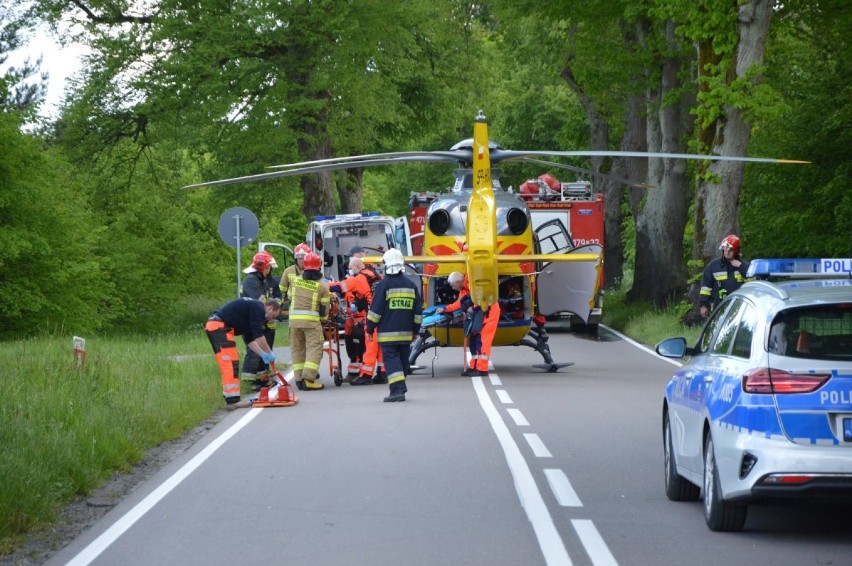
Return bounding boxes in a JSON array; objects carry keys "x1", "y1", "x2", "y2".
[
  {"x1": 628, "y1": 20, "x2": 694, "y2": 307},
  {"x1": 560, "y1": 65, "x2": 625, "y2": 289},
  {"x1": 296, "y1": 118, "x2": 336, "y2": 219},
  {"x1": 694, "y1": 1, "x2": 772, "y2": 264},
  {"x1": 337, "y1": 168, "x2": 363, "y2": 214}
]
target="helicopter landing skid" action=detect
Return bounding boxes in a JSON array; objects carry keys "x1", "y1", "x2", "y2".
[{"x1": 532, "y1": 362, "x2": 575, "y2": 372}]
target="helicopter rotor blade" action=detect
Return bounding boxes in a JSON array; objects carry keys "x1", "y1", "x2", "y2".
[
  {"x1": 266, "y1": 150, "x2": 472, "y2": 170},
  {"x1": 492, "y1": 149, "x2": 809, "y2": 165},
  {"x1": 519, "y1": 157, "x2": 656, "y2": 189},
  {"x1": 182, "y1": 154, "x2": 463, "y2": 190}
]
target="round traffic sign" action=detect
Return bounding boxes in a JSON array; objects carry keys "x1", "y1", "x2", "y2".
[{"x1": 218, "y1": 207, "x2": 259, "y2": 249}]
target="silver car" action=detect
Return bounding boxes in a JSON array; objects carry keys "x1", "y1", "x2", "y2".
[{"x1": 657, "y1": 260, "x2": 852, "y2": 531}]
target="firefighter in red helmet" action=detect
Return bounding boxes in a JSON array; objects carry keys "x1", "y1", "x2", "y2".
[
  {"x1": 699, "y1": 234, "x2": 750, "y2": 317},
  {"x1": 289, "y1": 251, "x2": 331, "y2": 390},
  {"x1": 240, "y1": 251, "x2": 282, "y2": 378}
]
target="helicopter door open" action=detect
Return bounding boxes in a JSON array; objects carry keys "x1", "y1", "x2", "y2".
[
  {"x1": 534, "y1": 218, "x2": 574, "y2": 255},
  {"x1": 535, "y1": 244, "x2": 602, "y2": 322}
]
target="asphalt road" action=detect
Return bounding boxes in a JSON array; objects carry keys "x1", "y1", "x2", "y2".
[{"x1": 47, "y1": 328, "x2": 851, "y2": 566}]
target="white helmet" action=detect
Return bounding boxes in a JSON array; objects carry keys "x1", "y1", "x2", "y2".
[{"x1": 383, "y1": 248, "x2": 405, "y2": 275}]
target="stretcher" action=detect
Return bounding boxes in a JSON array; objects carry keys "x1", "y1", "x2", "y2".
[{"x1": 323, "y1": 297, "x2": 346, "y2": 386}]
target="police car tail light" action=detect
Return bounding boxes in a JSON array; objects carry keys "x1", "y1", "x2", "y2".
[
  {"x1": 742, "y1": 368, "x2": 831, "y2": 394},
  {"x1": 759, "y1": 474, "x2": 816, "y2": 485}
]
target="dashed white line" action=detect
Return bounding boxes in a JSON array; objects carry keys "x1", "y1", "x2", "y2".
[
  {"x1": 472, "y1": 377, "x2": 572, "y2": 565},
  {"x1": 544, "y1": 469, "x2": 583, "y2": 507},
  {"x1": 507, "y1": 408, "x2": 530, "y2": 426},
  {"x1": 572, "y1": 519, "x2": 618, "y2": 566},
  {"x1": 496, "y1": 389, "x2": 513, "y2": 404},
  {"x1": 524, "y1": 433, "x2": 553, "y2": 458},
  {"x1": 489, "y1": 374, "x2": 502, "y2": 386}
]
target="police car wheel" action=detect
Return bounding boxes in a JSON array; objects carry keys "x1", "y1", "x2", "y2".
[
  {"x1": 703, "y1": 435, "x2": 747, "y2": 532},
  {"x1": 664, "y1": 411, "x2": 700, "y2": 502}
]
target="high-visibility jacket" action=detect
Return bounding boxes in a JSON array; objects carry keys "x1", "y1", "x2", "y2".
[
  {"x1": 699, "y1": 256, "x2": 750, "y2": 311},
  {"x1": 366, "y1": 273, "x2": 422, "y2": 343},
  {"x1": 337, "y1": 270, "x2": 374, "y2": 311},
  {"x1": 289, "y1": 276, "x2": 331, "y2": 329},
  {"x1": 279, "y1": 264, "x2": 304, "y2": 302}
]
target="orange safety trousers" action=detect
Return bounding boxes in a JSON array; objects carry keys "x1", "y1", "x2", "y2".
[
  {"x1": 470, "y1": 304, "x2": 500, "y2": 372},
  {"x1": 205, "y1": 320, "x2": 241, "y2": 401},
  {"x1": 359, "y1": 327, "x2": 385, "y2": 377}
]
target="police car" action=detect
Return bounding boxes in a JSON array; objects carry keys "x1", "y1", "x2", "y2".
[{"x1": 656, "y1": 258, "x2": 852, "y2": 531}]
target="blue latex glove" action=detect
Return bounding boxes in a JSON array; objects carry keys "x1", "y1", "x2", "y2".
[
  {"x1": 349, "y1": 303, "x2": 358, "y2": 314},
  {"x1": 260, "y1": 351, "x2": 276, "y2": 364}
]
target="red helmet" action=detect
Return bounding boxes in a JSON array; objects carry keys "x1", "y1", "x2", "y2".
[
  {"x1": 251, "y1": 251, "x2": 277, "y2": 271},
  {"x1": 294, "y1": 243, "x2": 310, "y2": 258},
  {"x1": 719, "y1": 234, "x2": 741, "y2": 255},
  {"x1": 303, "y1": 252, "x2": 322, "y2": 271}
]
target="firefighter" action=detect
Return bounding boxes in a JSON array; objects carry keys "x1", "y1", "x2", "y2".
[
  {"x1": 280, "y1": 242, "x2": 310, "y2": 306},
  {"x1": 240, "y1": 251, "x2": 281, "y2": 379},
  {"x1": 205, "y1": 298, "x2": 281, "y2": 410},
  {"x1": 289, "y1": 251, "x2": 331, "y2": 391},
  {"x1": 699, "y1": 234, "x2": 750, "y2": 318},
  {"x1": 329, "y1": 257, "x2": 385, "y2": 385},
  {"x1": 435, "y1": 272, "x2": 500, "y2": 377},
  {"x1": 366, "y1": 249, "x2": 422, "y2": 402}
]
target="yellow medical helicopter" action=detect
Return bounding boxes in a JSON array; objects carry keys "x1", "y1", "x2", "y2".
[{"x1": 187, "y1": 111, "x2": 801, "y2": 371}]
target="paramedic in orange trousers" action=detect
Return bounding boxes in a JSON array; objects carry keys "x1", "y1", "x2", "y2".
[
  {"x1": 205, "y1": 298, "x2": 281, "y2": 410},
  {"x1": 346, "y1": 245, "x2": 387, "y2": 382},
  {"x1": 435, "y1": 272, "x2": 499, "y2": 377}
]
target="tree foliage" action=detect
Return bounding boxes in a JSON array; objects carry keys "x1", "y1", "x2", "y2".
[{"x1": 0, "y1": 0, "x2": 848, "y2": 339}]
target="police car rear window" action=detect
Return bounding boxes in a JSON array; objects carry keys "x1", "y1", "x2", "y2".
[{"x1": 768, "y1": 304, "x2": 852, "y2": 361}]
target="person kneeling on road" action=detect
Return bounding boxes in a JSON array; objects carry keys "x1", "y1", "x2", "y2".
[{"x1": 205, "y1": 298, "x2": 281, "y2": 410}]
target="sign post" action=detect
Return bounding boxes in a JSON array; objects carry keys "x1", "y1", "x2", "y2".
[{"x1": 218, "y1": 207, "x2": 260, "y2": 297}]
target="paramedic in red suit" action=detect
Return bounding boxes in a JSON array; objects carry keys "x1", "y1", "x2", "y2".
[{"x1": 436, "y1": 272, "x2": 500, "y2": 377}]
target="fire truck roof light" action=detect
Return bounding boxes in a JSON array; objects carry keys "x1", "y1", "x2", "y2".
[{"x1": 748, "y1": 258, "x2": 852, "y2": 279}]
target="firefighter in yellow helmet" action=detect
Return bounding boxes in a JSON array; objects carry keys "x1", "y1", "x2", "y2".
[{"x1": 289, "y1": 251, "x2": 331, "y2": 390}]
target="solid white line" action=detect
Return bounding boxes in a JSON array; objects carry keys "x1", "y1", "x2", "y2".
[
  {"x1": 507, "y1": 408, "x2": 530, "y2": 426},
  {"x1": 496, "y1": 389, "x2": 513, "y2": 404},
  {"x1": 64, "y1": 370, "x2": 294, "y2": 566},
  {"x1": 600, "y1": 324, "x2": 682, "y2": 367},
  {"x1": 544, "y1": 469, "x2": 583, "y2": 507},
  {"x1": 524, "y1": 433, "x2": 553, "y2": 458},
  {"x1": 472, "y1": 377, "x2": 572, "y2": 565},
  {"x1": 572, "y1": 519, "x2": 618, "y2": 566}
]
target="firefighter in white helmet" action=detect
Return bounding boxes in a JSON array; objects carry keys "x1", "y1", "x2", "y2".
[{"x1": 366, "y1": 249, "x2": 422, "y2": 402}]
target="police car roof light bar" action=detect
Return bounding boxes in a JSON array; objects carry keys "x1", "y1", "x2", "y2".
[{"x1": 748, "y1": 258, "x2": 852, "y2": 279}]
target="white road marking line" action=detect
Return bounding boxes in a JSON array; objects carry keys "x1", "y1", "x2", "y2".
[
  {"x1": 572, "y1": 519, "x2": 618, "y2": 566},
  {"x1": 507, "y1": 408, "x2": 530, "y2": 426},
  {"x1": 65, "y1": 371, "x2": 292, "y2": 566},
  {"x1": 601, "y1": 324, "x2": 682, "y2": 367},
  {"x1": 544, "y1": 469, "x2": 583, "y2": 507},
  {"x1": 524, "y1": 433, "x2": 553, "y2": 458},
  {"x1": 489, "y1": 374, "x2": 502, "y2": 386},
  {"x1": 472, "y1": 377, "x2": 572, "y2": 565},
  {"x1": 496, "y1": 389, "x2": 513, "y2": 404}
]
